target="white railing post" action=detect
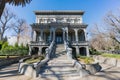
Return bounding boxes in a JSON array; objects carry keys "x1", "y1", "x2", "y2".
[
  {"x1": 33, "y1": 31, "x2": 37, "y2": 41},
  {"x1": 67, "y1": 48, "x2": 73, "y2": 60},
  {"x1": 74, "y1": 29, "x2": 78, "y2": 42}
]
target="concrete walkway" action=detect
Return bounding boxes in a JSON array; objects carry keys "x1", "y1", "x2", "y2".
[
  {"x1": 82, "y1": 64, "x2": 120, "y2": 80},
  {"x1": 39, "y1": 51, "x2": 81, "y2": 80},
  {"x1": 0, "y1": 44, "x2": 120, "y2": 80},
  {"x1": 0, "y1": 59, "x2": 120, "y2": 80},
  {"x1": 0, "y1": 63, "x2": 33, "y2": 80}
]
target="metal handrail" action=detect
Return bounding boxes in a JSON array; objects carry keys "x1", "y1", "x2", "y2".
[{"x1": 45, "y1": 41, "x2": 56, "y2": 59}]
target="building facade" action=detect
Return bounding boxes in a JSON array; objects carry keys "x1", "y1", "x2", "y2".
[{"x1": 29, "y1": 11, "x2": 89, "y2": 56}]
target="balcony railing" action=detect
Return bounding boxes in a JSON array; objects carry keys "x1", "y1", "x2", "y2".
[
  {"x1": 70, "y1": 41, "x2": 88, "y2": 46},
  {"x1": 30, "y1": 41, "x2": 49, "y2": 46}
]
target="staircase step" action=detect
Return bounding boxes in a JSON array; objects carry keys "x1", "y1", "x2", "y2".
[
  {"x1": 38, "y1": 44, "x2": 81, "y2": 80},
  {"x1": 56, "y1": 44, "x2": 65, "y2": 52}
]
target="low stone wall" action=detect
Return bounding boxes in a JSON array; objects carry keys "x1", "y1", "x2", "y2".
[
  {"x1": 0, "y1": 57, "x2": 21, "y2": 68},
  {"x1": 18, "y1": 42, "x2": 56, "y2": 78},
  {"x1": 18, "y1": 63, "x2": 37, "y2": 78},
  {"x1": 93, "y1": 55, "x2": 120, "y2": 67},
  {"x1": 18, "y1": 56, "x2": 52, "y2": 78},
  {"x1": 72, "y1": 59, "x2": 102, "y2": 75},
  {"x1": 72, "y1": 60, "x2": 90, "y2": 77},
  {"x1": 85, "y1": 63, "x2": 102, "y2": 74},
  {"x1": 116, "y1": 59, "x2": 120, "y2": 67},
  {"x1": 18, "y1": 55, "x2": 51, "y2": 78},
  {"x1": 66, "y1": 48, "x2": 90, "y2": 77}
]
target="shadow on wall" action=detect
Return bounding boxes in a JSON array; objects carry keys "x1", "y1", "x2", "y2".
[
  {"x1": 42, "y1": 47, "x2": 48, "y2": 55},
  {"x1": 71, "y1": 47, "x2": 77, "y2": 59},
  {"x1": 31, "y1": 47, "x2": 39, "y2": 55},
  {"x1": 79, "y1": 47, "x2": 86, "y2": 56}
]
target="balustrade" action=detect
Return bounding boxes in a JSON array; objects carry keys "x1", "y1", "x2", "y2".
[
  {"x1": 45, "y1": 41, "x2": 56, "y2": 58},
  {"x1": 30, "y1": 41, "x2": 49, "y2": 46},
  {"x1": 71, "y1": 41, "x2": 88, "y2": 45}
]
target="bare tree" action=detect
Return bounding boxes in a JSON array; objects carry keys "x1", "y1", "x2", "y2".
[
  {"x1": 89, "y1": 24, "x2": 117, "y2": 50},
  {"x1": 13, "y1": 19, "x2": 30, "y2": 44},
  {"x1": 90, "y1": 24, "x2": 108, "y2": 50},
  {"x1": 89, "y1": 10, "x2": 120, "y2": 51},
  {"x1": 0, "y1": 8, "x2": 15, "y2": 40},
  {"x1": 104, "y1": 12, "x2": 120, "y2": 44}
]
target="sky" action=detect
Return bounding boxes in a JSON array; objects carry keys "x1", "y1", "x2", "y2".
[{"x1": 6, "y1": 0, "x2": 120, "y2": 36}]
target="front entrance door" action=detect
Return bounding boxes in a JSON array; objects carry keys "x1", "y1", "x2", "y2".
[
  {"x1": 55, "y1": 28, "x2": 63, "y2": 44},
  {"x1": 56, "y1": 34, "x2": 63, "y2": 44}
]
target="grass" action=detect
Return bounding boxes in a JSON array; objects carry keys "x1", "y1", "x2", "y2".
[
  {"x1": 25, "y1": 56, "x2": 44, "y2": 64},
  {"x1": 101, "y1": 53, "x2": 120, "y2": 59},
  {"x1": 77, "y1": 56, "x2": 94, "y2": 64},
  {"x1": 0, "y1": 55, "x2": 19, "y2": 59}
]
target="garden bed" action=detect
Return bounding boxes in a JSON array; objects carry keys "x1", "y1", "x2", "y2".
[
  {"x1": 77, "y1": 55, "x2": 102, "y2": 74},
  {"x1": 18, "y1": 55, "x2": 45, "y2": 78},
  {"x1": 0, "y1": 55, "x2": 19, "y2": 59},
  {"x1": 24, "y1": 56, "x2": 44, "y2": 64},
  {"x1": 93, "y1": 55, "x2": 120, "y2": 67},
  {"x1": 77, "y1": 56, "x2": 94, "y2": 64}
]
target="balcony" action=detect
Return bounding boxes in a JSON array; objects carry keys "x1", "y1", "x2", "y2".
[
  {"x1": 70, "y1": 41, "x2": 88, "y2": 46},
  {"x1": 30, "y1": 41, "x2": 49, "y2": 46}
]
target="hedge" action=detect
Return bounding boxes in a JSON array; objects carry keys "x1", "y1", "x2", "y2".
[{"x1": 0, "y1": 49, "x2": 28, "y2": 56}]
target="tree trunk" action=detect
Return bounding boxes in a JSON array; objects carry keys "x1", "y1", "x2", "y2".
[
  {"x1": 17, "y1": 34, "x2": 20, "y2": 44},
  {"x1": 0, "y1": 29, "x2": 5, "y2": 41},
  {"x1": 0, "y1": 32, "x2": 3, "y2": 41},
  {"x1": 0, "y1": 0, "x2": 5, "y2": 19}
]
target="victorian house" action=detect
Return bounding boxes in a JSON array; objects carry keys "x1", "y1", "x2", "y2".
[{"x1": 29, "y1": 10, "x2": 89, "y2": 57}]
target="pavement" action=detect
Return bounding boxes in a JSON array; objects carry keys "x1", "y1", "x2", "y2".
[
  {"x1": 0, "y1": 63, "x2": 33, "y2": 80},
  {"x1": 0, "y1": 47, "x2": 120, "y2": 80},
  {"x1": 38, "y1": 51, "x2": 81, "y2": 80},
  {"x1": 82, "y1": 65, "x2": 120, "y2": 80},
  {"x1": 0, "y1": 59, "x2": 120, "y2": 80}
]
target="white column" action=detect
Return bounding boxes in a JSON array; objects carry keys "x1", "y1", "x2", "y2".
[
  {"x1": 63, "y1": 29, "x2": 65, "y2": 42},
  {"x1": 41, "y1": 30, "x2": 43, "y2": 41},
  {"x1": 76, "y1": 46, "x2": 79, "y2": 55},
  {"x1": 84, "y1": 29, "x2": 87, "y2": 41},
  {"x1": 33, "y1": 30, "x2": 36, "y2": 41},
  {"x1": 53, "y1": 29, "x2": 56, "y2": 42},
  {"x1": 50, "y1": 30, "x2": 52, "y2": 42},
  {"x1": 66, "y1": 27, "x2": 69, "y2": 41},
  {"x1": 39, "y1": 30, "x2": 43, "y2": 41},
  {"x1": 38, "y1": 47, "x2": 42, "y2": 56},
  {"x1": 86, "y1": 46, "x2": 90, "y2": 57},
  {"x1": 29, "y1": 46, "x2": 32, "y2": 55},
  {"x1": 74, "y1": 29, "x2": 78, "y2": 42},
  {"x1": 31, "y1": 30, "x2": 34, "y2": 41}
]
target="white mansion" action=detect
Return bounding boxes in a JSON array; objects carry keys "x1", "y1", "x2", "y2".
[{"x1": 29, "y1": 10, "x2": 89, "y2": 57}]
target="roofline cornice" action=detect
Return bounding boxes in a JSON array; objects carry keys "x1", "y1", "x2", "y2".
[{"x1": 34, "y1": 10, "x2": 84, "y2": 15}]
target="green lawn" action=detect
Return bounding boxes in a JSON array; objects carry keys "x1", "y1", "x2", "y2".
[
  {"x1": 77, "y1": 56, "x2": 94, "y2": 64},
  {"x1": 101, "y1": 53, "x2": 120, "y2": 59},
  {"x1": 0, "y1": 55, "x2": 19, "y2": 59},
  {"x1": 25, "y1": 56, "x2": 44, "y2": 64}
]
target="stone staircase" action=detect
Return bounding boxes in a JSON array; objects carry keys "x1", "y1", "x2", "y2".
[
  {"x1": 56, "y1": 44, "x2": 65, "y2": 53},
  {"x1": 38, "y1": 44, "x2": 81, "y2": 80}
]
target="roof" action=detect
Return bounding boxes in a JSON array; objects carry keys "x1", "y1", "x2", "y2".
[{"x1": 34, "y1": 10, "x2": 84, "y2": 15}]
